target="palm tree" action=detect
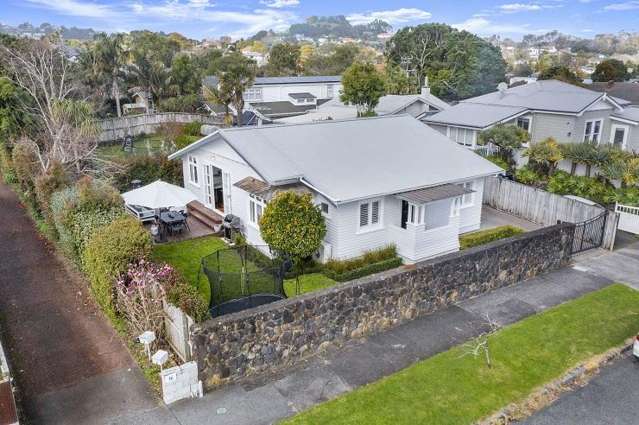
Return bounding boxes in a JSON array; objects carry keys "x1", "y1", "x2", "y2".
[
  {"x1": 92, "y1": 33, "x2": 127, "y2": 117},
  {"x1": 217, "y1": 53, "x2": 256, "y2": 127},
  {"x1": 561, "y1": 142, "x2": 594, "y2": 175},
  {"x1": 204, "y1": 84, "x2": 233, "y2": 126}
]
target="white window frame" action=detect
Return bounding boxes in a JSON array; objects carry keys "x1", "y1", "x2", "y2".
[
  {"x1": 516, "y1": 116, "x2": 532, "y2": 133},
  {"x1": 188, "y1": 155, "x2": 199, "y2": 186},
  {"x1": 318, "y1": 202, "x2": 330, "y2": 218},
  {"x1": 446, "y1": 126, "x2": 476, "y2": 148},
  {"x1": 327, "y1": 84, "x2": 334, "y2": 98},
  {"x1": 459, "y1": 181, "x2": 475, "y2": 208},
  {"x1": 450, "y1": 196, "x2": 462, "y2": 218},
  {"x1": 583, "y1": 119, "x2": 603, "y2": 144},
  {"x1": 406, "y1": 202, "x2": 425, "y2": 226},
  {"x1": 609, "y1": 123, "x2": 629, "y2": 150},
  {"x1": 358, "y1": 198, "x2": 383, "y2": 233},
  {"x1": 244, "y1": 87, "x2": 263, "y2": 102},
  {"x1": 248, "y1": 195, "x2": 265, "y2": 227}
]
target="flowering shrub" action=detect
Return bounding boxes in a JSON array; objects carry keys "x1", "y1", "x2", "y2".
[{"x1": 116, "y1": 260, "x2": 171, "y2": 337}]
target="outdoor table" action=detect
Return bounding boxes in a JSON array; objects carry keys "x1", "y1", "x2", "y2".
[{"x1": 158, "y1": 211, "x2": 186, "y2": 240}]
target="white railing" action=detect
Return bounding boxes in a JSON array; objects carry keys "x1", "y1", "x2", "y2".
[
  {"x1": 616, "y1": 203, "x2": 639, "y2": 235},
  {"x1": 390, "y1": 219, "x2": 460, "y2": 263}
]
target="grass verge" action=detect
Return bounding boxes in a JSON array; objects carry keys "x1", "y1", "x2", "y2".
[
  {"x1": 284, "y1": 284, "x2": 639, "y2": 425},
  {"x1": 284, "y1": 273, "x2": 337, "y2": 297}
]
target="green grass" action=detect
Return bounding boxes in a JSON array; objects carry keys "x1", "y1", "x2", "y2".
[
  {"x1": 284, "y1": 284, "x2": 639, "y2": 425},
  {"x1": 460, "y1": 225, "x2": 524, "y2": 250},
  {"x1": 96, "y1": 133, "x2": 173, "y2": 160},
  {"x1": 284, "y1": 273, "x2": 337, "y2": 297},
  {"x1": 152, "y1": 235, "x2": 229, "y2": 304}
]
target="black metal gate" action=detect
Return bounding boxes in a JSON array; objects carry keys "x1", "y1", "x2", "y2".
[{"x1": 571, "y1": 212, "x2": 607, "y2": 254}]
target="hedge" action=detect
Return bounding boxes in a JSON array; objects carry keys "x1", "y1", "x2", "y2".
[
  {"x1": 83, "y1": 216, "x2": 152, "y2": 317},
  {"x1": 324, "y1": 245, "x2": 397, "y2": 276},
  {"x1": 324, "y1": 257, "x2": 403, "y2": 282},
  {"x1": 459, "y1": 225, "x2": 524, "y2": 250}
]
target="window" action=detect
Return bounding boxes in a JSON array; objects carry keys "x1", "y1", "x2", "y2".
[
  {"x1": 248, "y1": 195, "x2": 264, "y2": 226},
  {"x1": 327, "y1": 84, "x2": 335, "y2": 98},
  {"x1": 610, "y1": 124, "x2": 628, "y2": 150},
  {"x1": 448, "y1": 126, "x2": 475, "y2": 147},
  {"x1": 188, "y1": 156, "x2": 198, "y2": 185},
  {"x1": 516, "y1": 117, "x2": 530, "y2": 132},
  {"x1": 319, "y1": 202, "x2": 330, "y2": 216},
  {"x1": 450, "y1": 197, "x2": 461, "y2": 218},
  {"x1": 244, "y1": 87, "x2": 263, "y2": 102},
  {"x1": 359, "y1": 199, "x2": 382, "y2": 230},
  {"x1": 459, "y1": 181, "x2": 475, "y2": 207},
  {"x1": 584, "y1": 119, "x2": 603, "y2": 143}
]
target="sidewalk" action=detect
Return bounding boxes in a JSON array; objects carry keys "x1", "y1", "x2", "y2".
[{"x1": 168, "y1": 242, "x2": 639, "y2": 425}]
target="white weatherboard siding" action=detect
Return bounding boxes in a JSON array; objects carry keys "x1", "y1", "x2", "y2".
[
  {"x1": 257, "y1": 83, "x2": 342, "y2": 103},
  {"x1": 459, "y1": 178, "x2": 484, "y2": 233}
]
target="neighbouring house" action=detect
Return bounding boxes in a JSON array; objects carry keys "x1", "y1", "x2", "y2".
[
  {"x1": 274, "y1": 86, "x2": 449, "y2": 124},
  {"x1": 122, "y1": 88, "x2": 152, "y2": 115},
  {"x1": 168, "y1": 115, "x2": 502, "y2": 264},
  {"x1": 241, "y1": 50, "x2": 268, "y2": 67},
  {"x1": 423, "y1": 80, "x2": 639, "y2": 155},
  {"x1": 202, "y1": 75, "x2": 342, "y2": 120},
  {"x1": 588, "y1": 81, "x2": 639, "y2": 106}
]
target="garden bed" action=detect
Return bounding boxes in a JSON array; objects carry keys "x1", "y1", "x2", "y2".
[
  {"x1": 460, "y1": 225, "x2": 524, "y2": 250},
  {"x1": 284, "y1": 284, "x2": 639, "y2": 425}
]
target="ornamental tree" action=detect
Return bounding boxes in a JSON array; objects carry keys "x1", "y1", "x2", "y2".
[
  {"x1": 259, "y1": 191, "x2": 326, "y2": 261},
  {"x1": 340, "y1": 62, "x2": 386, "y2": 116},
  {"x1": 524, "y1": 137, "x2": 564, "y2": 177},
  {"x1": 479, "y1": 124, "x2": 530, "y2": 171}
]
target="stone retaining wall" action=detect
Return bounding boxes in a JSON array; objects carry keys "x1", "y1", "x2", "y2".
[{"x1": 191, "y1": 223, "x2": 575, "y2": 390}]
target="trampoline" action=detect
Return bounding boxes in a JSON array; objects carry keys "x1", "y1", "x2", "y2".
[{"x1": 201, "y1": 245, "x2": 289, "y2": 317}]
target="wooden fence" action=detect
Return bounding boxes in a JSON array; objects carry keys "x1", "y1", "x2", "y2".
[
  {"x1": 98, "y1": 112, "x2": 221, "y2": 142},
  {"x1": 484, "y1": 176, "x2": 619, "y2": 250},
  {"x1": 163, "y1": 302, "x2": 194, "y2": 362}
]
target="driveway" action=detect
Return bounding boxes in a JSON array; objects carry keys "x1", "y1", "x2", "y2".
[
  {"x1": 521, "y1": 355, "x2": 639, "y2": 425},
  {"x1": 481, "y1": 205, "x2": 541, "y2": 231},
  {"x1": 0, "y1": 183, "x2": 178, "y2": 425}
]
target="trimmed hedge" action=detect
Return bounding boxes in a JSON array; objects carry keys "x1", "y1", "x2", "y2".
[
  {"x1": 83, "y1": 216, "x2": 152, "y2": 317},
  {"x1": 324, "y1": 257, "x2": 403, "y2": 282},
  {"x1": 459, "y1": 225, "x2": 524, "y2": 250}
]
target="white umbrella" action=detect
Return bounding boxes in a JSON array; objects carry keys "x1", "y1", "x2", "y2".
[{"x1": 121, "y1": 180, "x2": 197, "y2": 210}]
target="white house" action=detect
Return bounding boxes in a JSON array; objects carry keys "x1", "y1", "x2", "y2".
[{"x1": 169, "y1": 115, "x2": 502, "y2": 264}]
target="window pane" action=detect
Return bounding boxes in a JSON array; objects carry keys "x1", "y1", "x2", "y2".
[
  {"x1": 360, "y1": 203, "x2": 369, "y2": 226},
  {"x1": 594, "y1": 120, "x2": 601, "y2": 134},
  {"x1": 409, "y1": 205, "x2": 415, "y2": 223},
  {"x1": 250, "y1": 201, "x2": 255, "y2": 223},
  {"x1": 371, "y1": 201, "x2": 380, "y2": 224},
  {"x1": 256, "y1": 204, "x2": 262, "y2": 221},
  {"x1": 614, "y1": 128, "x2": 625, "y2": 146}
]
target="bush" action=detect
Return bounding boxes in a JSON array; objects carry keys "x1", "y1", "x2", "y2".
[
  {"x1": 608, "y1": 186, "x2": 639, "y2": 206},
  {"x1": 0, "y1": 144, "x2": 17, "y2": 184},
  {"x1": 174, "y1": 134, "x2": 200, "y2": 150},
  {"x1": 182, "y1": 121, "x2": 202, "y2": 136},
  {"x1": 485, "y1": 155, "x2": 509, "y2": 170},
  {"x1": 166, "y1": 277, "x2": 209, "y2": 323},
  {"x1": 11, "y1": 140, "x2": 39, "y2": 193},
  {"x1": 324, "y1": 245, "x2": 401, "y2": 281},
  {"x1": 459, "y1": 225, "x2": 524, "y2": 250},
  {"x1": 157, "y1": 95, "x2": 200, "y2": 113},
  {"x1": 34, "y1": 161, "x2": 71, "y2": 225},
  {"x1": 50, "y1": 178, "x2": 124, "y2": 263},
  {"x1": 547, "y1": 170, "x2": 616, "y2": 205},
  {"x1": 83, "y1": 216, "x2": 152, "y2": 317},
  {"x1": 515, "y1": 166, "x2": 545, "y2": 186},
  {"x1": 113, "y1": 154, "x2": 183, "y2": 192}
]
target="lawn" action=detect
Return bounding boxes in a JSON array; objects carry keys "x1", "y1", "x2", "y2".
[
  {"x1": 284, "y1": 273, "x2": 337, "y2": 297},
  {"x1": 284, "y1": 284, "x2": 639, "y2": 425},
  {"x1": 96, "y1": 133, "x2": 173, "y2": 160}
]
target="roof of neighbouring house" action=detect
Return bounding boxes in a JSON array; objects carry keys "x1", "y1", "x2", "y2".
[
  {"x1": 424, "y1": 80, "x2": 631, "y2": 129},
  {"x1": 611, "y1": 106, "x2": 639, "y2": 123},
  {"x1": 203, "y1": 75, "x2": 341, "y2": 89},
  {"x1": 248, "y1": 99, "x2": 331, "y2": 118},
  {"x1": 376, "y1": 93, "x2": 450, "y2": 115},
  {"x1": 170, "y1": 115, "x2": 502, "y2": 204},
  {"x1": 588, "y1": 82, "x2": 639, "y2": 105},
  {"x1": 288, "y1": 92, "x2": 317, "y2": 100}
]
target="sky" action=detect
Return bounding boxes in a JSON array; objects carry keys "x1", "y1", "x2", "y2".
[{"x1": 1, "y1": 0, "x2": 638, "y2": 40}]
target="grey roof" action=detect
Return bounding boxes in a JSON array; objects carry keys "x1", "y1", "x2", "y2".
[
  {"x1": 397, "y1": 183, "x2": 473, "y2": 204},
  {"x1": 425, "y1": 103, "x2": 527, "y2": 128},
  {"x1": 589, "y1": 82, "x2": 639, "y2": 105},
  {"x1": 249, "y1": 101, "x2": 317, "y2": 118},
  {"x1": 289, "y1": 92, "x2": 317, "y2": 100},
  {"x1": 424, "y1": 80, "x2": 632, "y2": 129},
  {"x1": 171, "y1": 115, "x2": 502, "y2": 203},
  {"x1": 376, "y1": 94, "x2": 449, "y2": 115},
  {"x1": 203, "y1": 75, "x2": 341, "y2": 88},
  {"x1": 612, "y1": 106, "x2": 639, "y2": 123}
]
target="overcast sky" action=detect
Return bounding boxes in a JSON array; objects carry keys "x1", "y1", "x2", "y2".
[{"x1": 2, "y1": 0, "x2": 638, "y2": 40}]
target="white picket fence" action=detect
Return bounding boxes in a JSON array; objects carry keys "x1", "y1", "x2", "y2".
[
  {"x1": 616, "y1": 203, "x2": 639, "y2": 235},
  {"x1": 484, "y1": 176, "x2": 619, "y2": 250}
]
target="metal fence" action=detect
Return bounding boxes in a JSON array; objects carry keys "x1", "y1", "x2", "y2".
[{"x1": 484, "y1": 176, "x2": 619, "y2": 250}]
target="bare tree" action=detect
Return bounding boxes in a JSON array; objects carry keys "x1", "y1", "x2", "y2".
[{"x1": 459, "y1": 315, "x2": 501, "y2": 368}]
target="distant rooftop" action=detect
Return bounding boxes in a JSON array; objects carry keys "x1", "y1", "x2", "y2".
[
  {"x1": 203, "y1": 75, "x2": 341, "y2": 88},
  {"x1": 288, "y1": 92, "x2": 317, "y2": 100},
  {"x1": 588, "y1": 81, "x2": 639, "y2": 105}
]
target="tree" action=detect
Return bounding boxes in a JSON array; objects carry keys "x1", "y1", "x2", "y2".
[
  {"x1": 524, "y1": 137, "x2": 563, "y2": 176},
  {"x1": 479, "y1": 125, "x2": 530, "y2": 171},
  {"x1": 384, "y1": 62, "x2": 415, "y2": 95},
  {"x1": 512, "y1": 62, "x2": 533, "y2": 77},
  {"x1": 591, "y1": 59, "x2": 628, "y2": 82},
  {"x1": 303, "y1": 43, "x2": 360, "y2": 76},
  {"x1": 265, "y1": 43, "x2": 300, "y2": 76},
  {"x1": 170, "y1": 54, "x2": 201, "y2": 96},
  {"x1": 340, "y1": 62, "x2": 385, "y2": 116},
  {"x1": 386, "y1": 23, "x2": 506, "y2": 101},
  {"x1": 91, "y1": 33, "x2": 127, "y2": 117},
  {"x1": 259, "y1": 191, "x2": 326, "y2": 262},
  {"x1": 538, "y1": 66, "x2": 581, "y2": 85},
  {"x1": 216, "y1": 53, "x2": 256, "y2": 126},
  {"x1": 0, "y1": 77, "x2": 32, "y2": 141}
]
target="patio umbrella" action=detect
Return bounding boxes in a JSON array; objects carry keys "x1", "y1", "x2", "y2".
[{"x1": 121, "y1": 180, "x2": 197, "y2": 209}]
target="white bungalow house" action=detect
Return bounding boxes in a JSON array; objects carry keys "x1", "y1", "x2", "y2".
[{"x1": 168, "y1": 115, "x2": 502, "y2": 264}]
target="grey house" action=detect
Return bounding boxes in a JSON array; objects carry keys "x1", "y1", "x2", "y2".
[{"x1": 423, "y1": 80, "x2": 639, "y2": 153}]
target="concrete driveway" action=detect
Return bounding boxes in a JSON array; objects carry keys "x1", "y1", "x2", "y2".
[
  {"x1": 480, "y1": 206, "x2": 541, "y2": 231},
  {"x1": 521, "y1": 355, "x2": 639, "y2": 425}
]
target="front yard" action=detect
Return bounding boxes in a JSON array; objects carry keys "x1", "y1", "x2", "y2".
[{"x1": 284, "y1": 284, "x2": 639, "y2": 425}]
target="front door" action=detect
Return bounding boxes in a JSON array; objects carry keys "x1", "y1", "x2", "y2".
[
  {"x1": 204, "y1": 164, "x2": 214, "y2": 208},
  {"x1": 203, "y1": 164, "x2": 225, "y2": 213}
]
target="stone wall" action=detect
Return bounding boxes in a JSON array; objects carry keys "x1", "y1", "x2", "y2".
[{"x1": 191, "y1": 223, "x2": 575, "y2": 390}]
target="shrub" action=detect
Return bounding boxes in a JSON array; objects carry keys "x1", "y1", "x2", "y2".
[
  {"x1": 0, "y1": 143, "x2": 17, "y2": 184},
  {"x1": 166, "y1": 277, "x2": 209, "y2": 323},
  {"x1": 83, "y1": 216, "x2": 152, "y2": 316},
  {"x1": 34, "y1": 161, "x2": 71, "y2": 225},
  {"x1": 515, "y1": 166, "x2": 545, "y2": 186},
  {"x1": 324, "y1": 245, "x2": 400, "y2": 281},
  {"x1": 113, "y1": 154, "x2": 183, "y2": 192},
  {"x1": 524, "y1": 137, "x2": 563, "y2": 176},
  {"x1": 459, "y1": 226, "x2": 524, "y2": 250},
  {"x1": 50, "y1": 178, "x2": 124, "y2": 263},
  {"x1": 547, "y1": 170, "x2": 616, "y2": 205},
  {"x1": 485, "y1": 155, "x2": 509, "y2": 170},
  {"x1": 182, "y1": 121, "x2": 202, "y2": 136},
  {"x1": 157, "y1": 95, "x2": 200, "y2": 113},
  {"x1": 174, "y1": 134, "x2": 200, "y2": 150},
  {"x1": 11, "y1": 139, "x2": 39, "y2": 193},
  {"x1": 608, "y1": 186, "x2": 639, "y2": 206}
]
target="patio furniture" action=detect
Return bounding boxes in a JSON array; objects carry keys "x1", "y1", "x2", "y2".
[
  {"x1": 159, "y1": 211, "x2": 187, "y2": 237},
  {"x1": 125, "y1": 204, "x2": 156, "y2": 223},
  {"x1": 121, "y1": 180, "x2": 197, "y2": 213}
]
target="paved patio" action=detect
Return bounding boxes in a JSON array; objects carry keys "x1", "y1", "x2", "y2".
[{"x1": 481, "y1": 205, "x2": 542, "y2": 231}]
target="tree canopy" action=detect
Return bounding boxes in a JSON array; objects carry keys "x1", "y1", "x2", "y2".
[
  {"x1": 591, "y1": 59, "x2": 628, "y2": 82},
  {"x1": 538, "y1": 65, "x2": 582, "y2": 85},
  {"x1": 265, "y1": 43, "x2": 300, "y2": 76},
  {"x1": 386, "y1": 23, "x2": 506, "y2": 101},
  {"x1": 340, "y1": 62, "x2": 385, "y2": 116}
]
